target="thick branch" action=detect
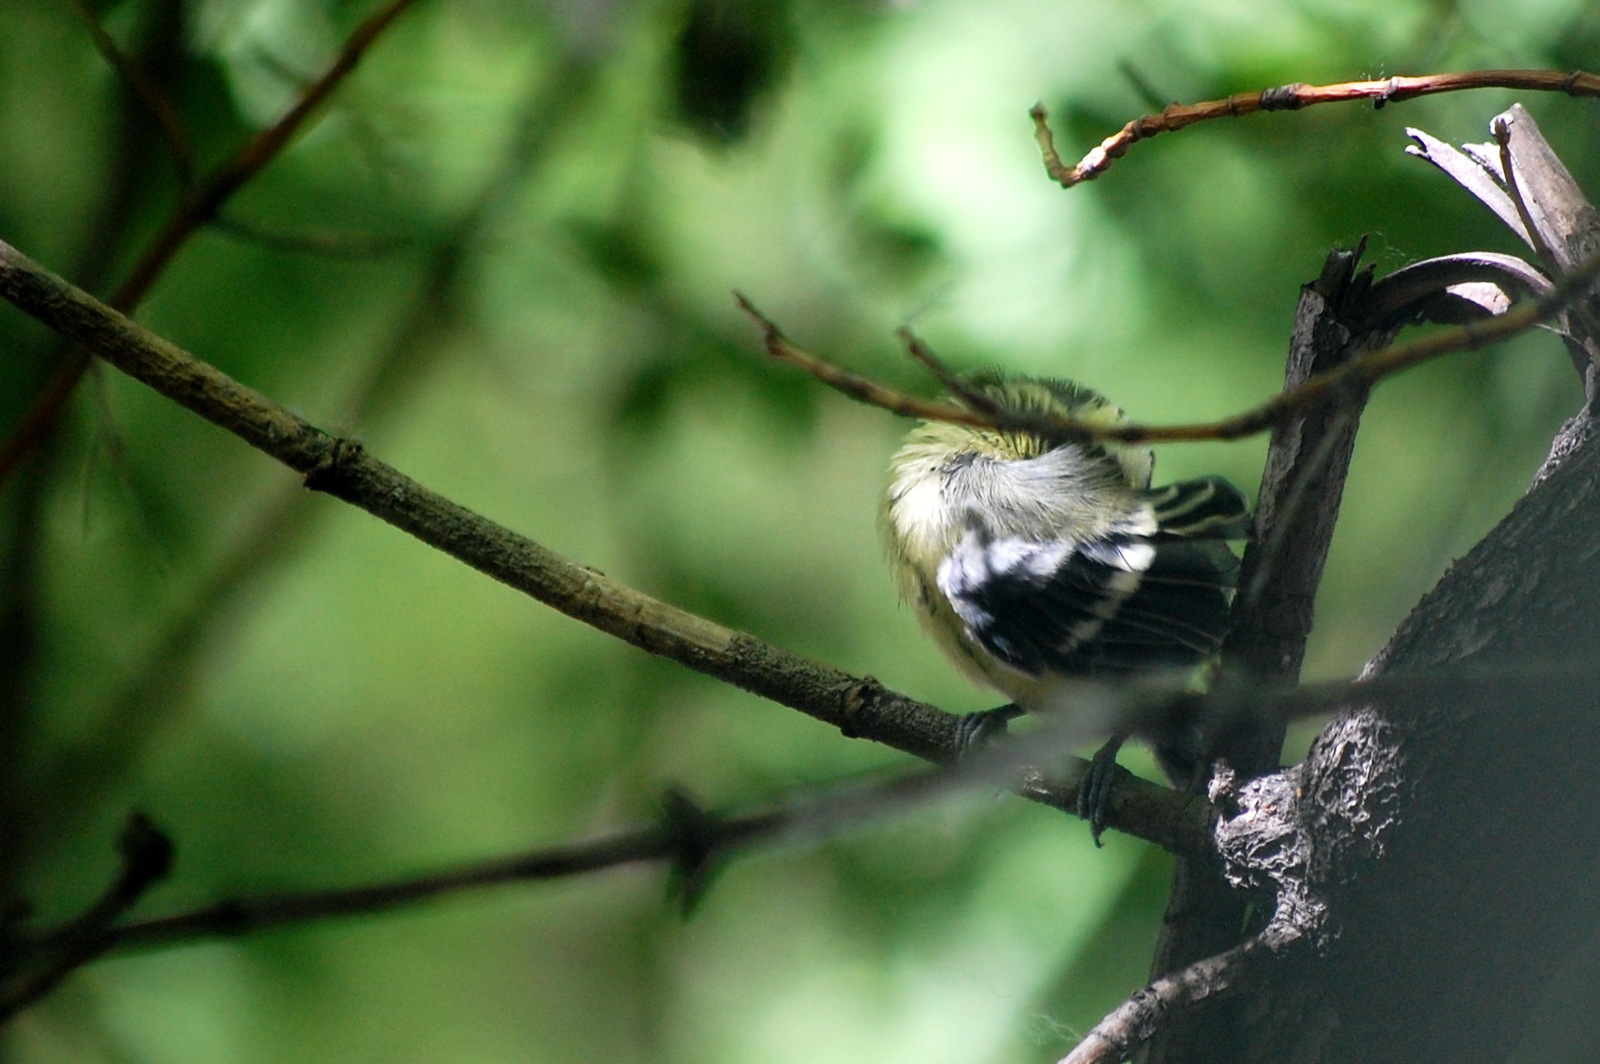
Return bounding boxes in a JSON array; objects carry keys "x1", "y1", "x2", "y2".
[
  {"x1": 1141, "y1": 245, "x2": 1381, "y2": 1064},
  {"x1": 0, "y1": 237, "x2": 1202, "y2": 849},
  {"x1": 1175, "y1": 106, "x2": 1600, "y2": 1064}
]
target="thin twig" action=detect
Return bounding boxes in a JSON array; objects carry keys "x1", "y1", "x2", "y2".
[
  {"x1": 1057, "y1": 932, "x2": 1294, "y2": 1064},
  {"x1": 108, "y1": 812, "x2": 740, "y2": 951},
  {"x1": 734, "y1": 292, "x2": 989, "y2": 427},
  {"x1": 53, "y1": 764, "x2": 1016, "y2": 958},
  {"x1": 1494, "y1": 117, "x2": 1555, "y2": 264},
  {"x1": 4, "y1": 745, "x2": 1182, "y2": 1002},
  {"x1": 113, "y1": 0, "x2": 421, "y2": 308},
  {"x1": 1187, "y1": 250, "x2": 1600, "y2": 440},
  {"x1": 740, "y1": 250, "x2": 1600, "y2": 445},
  {"x1": 0, "y1": 795, "x2": 759, "y2": 1019},
  {"x1": 65, "y1": 0, "x2": 194, "y2": 186},
  {"x1": 738, "y1": 295, "x2": 1112, "y2": 441},
  {"x1": 894, "y1": 328, "x2": 1007, "y2": 417},
  {"x1": 0, "y1": 814, "x2": 172, "y2": 1020},
  {"x1": 1032, "y1": 69, "x2": 1600, "y2": 189},
  {"x1": 0, "y1": 0, "x2": 421, "y2": 487}
]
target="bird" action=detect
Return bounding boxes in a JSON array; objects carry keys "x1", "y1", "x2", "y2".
[{"x1": 879, "y1": 370, "x2": 1251, "y2": 836}]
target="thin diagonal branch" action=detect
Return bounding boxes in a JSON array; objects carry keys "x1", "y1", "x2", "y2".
[
  {"x1": 8, "y1": 690, "x2": 1239, "y2": 1008},
  {"x1": 0, "y1": 0, "x2": 421, "y2": 486},
  {"x1": 735, "y1": 292, "x2": 990, "y2": 429},
  {"x1": 1031, "y1": 69, "x2": 1600, "y2": 189},
  {"x1": 113, "y1": 0, "x2": 421, "y2": 308},
  {"x1": 739, "y1": 251, "x2": 1600, "y2": 446},
  {"x1": 65, "y1": 0, "x2": 194, "y2": 186},
  {"x1": 1057, "y1": 931, "x2": 1300, "y2": 1064},
  {"x1": 42, "y1": 758, "x2": 1095, "y2": 962},
  {"x1": 0, "y1": 237, "x2": 1205, "y2": 851},
  {"x1": 35, "y1": 49, "x2": 604, "y2": 854}
]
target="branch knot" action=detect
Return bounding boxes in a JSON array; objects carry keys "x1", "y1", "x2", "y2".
[{"x1": 303, "y1": 436, "x2": 364, "y2": 492}]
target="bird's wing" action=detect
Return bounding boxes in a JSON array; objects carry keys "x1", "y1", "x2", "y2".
[
  {"x1": 1147, "y1": 475, "x2": 1254, "y2": 540},
  {"x1": 937, "y1": 477, "x2": 1247, "y2": 678}
]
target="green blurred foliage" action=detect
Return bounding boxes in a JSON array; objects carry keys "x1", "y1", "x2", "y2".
[{"x1": 0, "y1": 0, "x2": 1595, "y2": 1061}]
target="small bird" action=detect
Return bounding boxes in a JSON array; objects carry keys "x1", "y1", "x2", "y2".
[{"x1": 880, "y1": 371, "x2": 1251, "y2": 831}]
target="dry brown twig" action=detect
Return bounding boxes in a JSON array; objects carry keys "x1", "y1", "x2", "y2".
[
  {"x1": 737, "y1": 247, "x2": 1600, "y2": 446},
  {"x1": 733, "y1": 292, "x2": 990, "y2": 428},
  {"x1": 893, "y1": 327, "x2": 1010, "y2": 418},
  {"x1": 1031, "y1": 68, "x2": 1600, "y2": 188}
]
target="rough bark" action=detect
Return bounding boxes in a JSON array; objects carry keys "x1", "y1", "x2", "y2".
[{"x1": 1215, "y1": 103, "x2": 1600, "y2": 1064}]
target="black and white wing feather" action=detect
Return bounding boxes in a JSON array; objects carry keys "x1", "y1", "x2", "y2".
[
  {"x1": 1145, "y1": 475, "x2": 1254, "y2": 540},
  {"x1": 937, "y1": 476, "x2": 1248, "y2": 678}
]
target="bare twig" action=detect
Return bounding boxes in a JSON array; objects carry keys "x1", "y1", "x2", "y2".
[
  {"x1": 0, "y1": 814, "x2": 172, "y2": 1020},
  {"x1": 65, "y1": 0, "x2": 194, "y2": 186},
  {"x1": 3, "y1": 731, "x2": 1206, "y2": 1006},
  {"x1": 108, "y1": 826, "x2": 670, "y2": 939},
  {"x1": 1031, "y1": 69, "x2": 1600, "y2": 189},
  {"x1": 1494, "y1": 118, "x2": 1555, "y2": 264},
  {"x1": 893, "y1": 328, "x2": 1008, "y2": 418},
  {"x1": 1058, "y1": 931, "x2": 1300, "y2": 1063},
  {"x1": 0, "y1": 792, "x2": 763, "y2": 1019},
  {"x1": 0, "y1": 0, "x2": 421, "y2": 486},
  {"x1": 734, "y1": 292, "x2": 989, "y2": 428},
  {"x1": 116, "y1": 0, "x2": 420, "y2": 307},
  {"x1": 740, "y1": 251, "x2": 1600, "y2": 446}
]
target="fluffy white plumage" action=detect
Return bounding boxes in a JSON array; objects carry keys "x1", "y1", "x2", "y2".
[{"x1": 880, "y1": 371, "x2": 1250, "y2": 781}]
